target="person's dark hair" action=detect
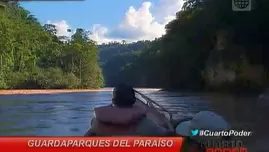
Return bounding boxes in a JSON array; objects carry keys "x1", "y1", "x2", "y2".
[{"x1": 112, "y1": 83, "x2": 136, "y2": 108}]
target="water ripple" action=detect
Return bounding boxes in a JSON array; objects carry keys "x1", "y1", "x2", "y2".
[{"x1": 0, "y1": 90, "x2": 268, "y2": 151}]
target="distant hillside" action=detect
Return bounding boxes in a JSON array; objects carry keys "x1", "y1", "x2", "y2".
[
  {"x1": 98, "y1": 41, "x2": 150, "y2": 86},
  {"x1": 98, "y1": 41, "x2": 150, "y2": 64}
]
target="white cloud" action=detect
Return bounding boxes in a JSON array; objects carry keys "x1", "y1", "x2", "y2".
[
  {"x1": 152, "y1": 0, "x2": 184, "y2": 22},
  {"x1": 46, "y1": 0, "x2": 184, "y2": 44},
  {"x1": 90, "y1": 0, "x2": 184, "y2": 44},
  {"x1": 109, "y1": 2, "x2": 166, "y2": 41},
  {"x1": 46, "y1": 20, "x2": 72, "y2": 37},
  {"x1": 89, "y1": 24, "x2": 121, "y2": 44}
]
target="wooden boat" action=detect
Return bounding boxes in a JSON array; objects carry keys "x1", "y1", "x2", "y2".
[{"x1": 134, "y1": 90, "x2": 175, "y2": 131}]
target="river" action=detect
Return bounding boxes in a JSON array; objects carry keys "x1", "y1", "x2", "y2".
[{"x1": 0, "y1": 88, "x2": 268, "y2": 152}]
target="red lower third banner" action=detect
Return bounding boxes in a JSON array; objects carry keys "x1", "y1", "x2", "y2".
[{"x1": 0, "y1": 137, "x2": 184, "y2": 152}]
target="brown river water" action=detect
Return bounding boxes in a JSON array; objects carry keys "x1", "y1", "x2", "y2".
[{"x1": 0, "y1": 88, "x2": 268, "y2": 152}]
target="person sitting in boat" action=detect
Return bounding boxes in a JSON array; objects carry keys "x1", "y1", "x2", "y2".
[
  {"x1": 175, "y1": 111, "x2": 231, "y2": 152},
  {"x1": 85, "y1": 83, "x2": 171, "y2": 136}
]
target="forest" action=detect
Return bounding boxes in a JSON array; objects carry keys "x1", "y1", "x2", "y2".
[
  {"x1": 0, "y1": 2, "x2": 103, "y2": 89},
  {"x1": 100, "y1": 0, "x2": 269, "y2": 91},
  {"x1": 1, "y1": 0, "x2": 269, "y2": 91}
]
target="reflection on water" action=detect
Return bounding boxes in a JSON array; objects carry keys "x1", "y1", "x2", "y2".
[{"x1": 0, "y1": 90, "x2": 268, "y2": 151}]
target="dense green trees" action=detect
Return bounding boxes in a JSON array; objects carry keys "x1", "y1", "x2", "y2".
[
  {"x1": 0, "y1": 2, "x2": 103, "y2": 89},
  {"x1": 2, "y1": 0, "x2": 269, "y2": 91},
  {"x1": 100, "y1": 0, "x2": 269, "y2": 91},
  {"x1": 99, "y1": 41, "x2": 151, "y2": 86}
]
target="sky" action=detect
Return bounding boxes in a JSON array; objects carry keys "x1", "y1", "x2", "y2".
[{"x1": 21, "y1": 0, "x2": 184, "y2": 44}]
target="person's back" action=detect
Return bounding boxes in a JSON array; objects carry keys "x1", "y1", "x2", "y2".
[{"x1": 85, "y1": 83, "x2": 170, "y2": 136}]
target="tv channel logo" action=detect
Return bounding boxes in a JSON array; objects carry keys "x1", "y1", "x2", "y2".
[{"x1": 232, "y1": 0, "x2": 252, "y2": 11}]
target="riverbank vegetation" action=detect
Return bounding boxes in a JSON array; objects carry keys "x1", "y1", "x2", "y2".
[
  {"x1": 100, "y1": 0, "x2": 269, "y2": 92},
  {"x1": 1, "y1": 1, "x2": 269, "y2": 92},
  {"x1": 0, "y1": 2, "x2": 103, "y2": 89}
]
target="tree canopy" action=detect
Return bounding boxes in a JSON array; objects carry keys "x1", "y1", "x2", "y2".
[
  {"x1": 2, "y1": 0, "x2": 269, "y2": 91},
  {"x1": 100, "y1": 0, "x2": 269, "y2": 91},
  {"x1": 0, "y1": 2, "x2": 103, "y2": 89}
]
